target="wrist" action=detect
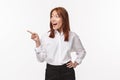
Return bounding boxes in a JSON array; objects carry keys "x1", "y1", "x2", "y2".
[
  {"x1": 74, "y1": 61, "x2": 78, "y2": 67},
  {"x1": 35, "y1": 40, "x2": 40, "y2": 47}
]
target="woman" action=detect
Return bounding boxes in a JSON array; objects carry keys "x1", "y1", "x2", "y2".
[{"x1": 28, "y1": 7, "x2": 86, "y2": 80}]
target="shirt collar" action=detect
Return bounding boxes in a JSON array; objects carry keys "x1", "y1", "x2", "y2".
[{"x1": 54, "y1": 30, "x2": 64, "y2": 36}]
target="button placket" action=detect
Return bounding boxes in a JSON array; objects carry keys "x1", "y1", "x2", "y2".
[{"x1": 58, "y1": 33, "x2": 62, "y2": 64}]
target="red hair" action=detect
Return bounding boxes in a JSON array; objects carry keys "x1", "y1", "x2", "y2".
[{"x1": 49, "y1": 7, "x2": 70, "y2": 41}]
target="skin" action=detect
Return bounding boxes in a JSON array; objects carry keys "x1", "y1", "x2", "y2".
[
  {"x1": 27, "y1": 10, "x2": 78, "y2": 68},
  {"x1": 27, "y1": 30, "x2": 40, "y2": 47},
  {"x1": 50, "y1": 10, "x2": 63, "y2": 33}
]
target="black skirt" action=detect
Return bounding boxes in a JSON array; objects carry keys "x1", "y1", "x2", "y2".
[{"x1": 45, "y1": 62, "x2": 75, "y2": 80}]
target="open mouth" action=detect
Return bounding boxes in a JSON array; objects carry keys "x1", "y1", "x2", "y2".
[{"x1": 52, "y1": 23, "x2": 57, "y2": 26}]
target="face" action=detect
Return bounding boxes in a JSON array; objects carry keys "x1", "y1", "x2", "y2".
[{"x1": 50, "y1": 10, "x2": 63, "y2": 32}]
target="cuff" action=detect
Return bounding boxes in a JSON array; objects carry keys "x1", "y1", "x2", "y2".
[
  {"x1": 34, "y1": 46, "x2": 42, "y2": 54},
  {"x1": 75, "y1": 58, "x2": 82, "y2": 65}
]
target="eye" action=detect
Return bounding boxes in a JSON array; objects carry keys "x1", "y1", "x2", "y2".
[
  {"x1": 55, "y1": 15, "x2": 59, "y2": 18},
  {"x1": 50, "y1": 14, "x2": 60, "y2": 18}
]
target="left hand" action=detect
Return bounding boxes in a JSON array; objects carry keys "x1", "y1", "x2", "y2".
[{"x1": 66, "y1": 61, "x2": 78, "y2": 68}]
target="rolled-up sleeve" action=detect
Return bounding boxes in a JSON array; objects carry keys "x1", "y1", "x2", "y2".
[{"x1": 71, "y1": 33, "x2": 86, "y2": 64}]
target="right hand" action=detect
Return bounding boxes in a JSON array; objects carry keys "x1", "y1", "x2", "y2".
[{"x1": 27, "y1": 30, "x2": 40, "y2": 47}]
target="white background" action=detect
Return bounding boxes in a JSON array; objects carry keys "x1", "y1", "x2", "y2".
[{"x1": 0, "y1": 0, "x2": 120, "y2": 80}]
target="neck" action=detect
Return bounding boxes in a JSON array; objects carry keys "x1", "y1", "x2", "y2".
[{"x1": 57, "y1": 27, "x2": 63, "y2": 33}]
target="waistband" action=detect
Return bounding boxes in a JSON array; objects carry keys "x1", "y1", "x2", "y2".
[{"x1": 46, "y1": 61, "x2": 70, "y2": 68}]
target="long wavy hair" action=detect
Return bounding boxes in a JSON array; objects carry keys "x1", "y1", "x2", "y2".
[{"x1": 49, "y1": 7, "x2": 70, "y2": 41}]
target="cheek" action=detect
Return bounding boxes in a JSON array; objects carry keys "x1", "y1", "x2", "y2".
[
  {"x1": 50, "y1": 18, "x2": 53, "y2": 23},
  {"x1": 59, "y1": 23, "x2": 62, "y2": 28},
  {"x1": 58, "y1": 19, "x2": 62, "y2": 26}
]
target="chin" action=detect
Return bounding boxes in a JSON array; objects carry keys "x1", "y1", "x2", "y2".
[{"x1": 53, "y1": 27, "x2": 58, "y2": 30}]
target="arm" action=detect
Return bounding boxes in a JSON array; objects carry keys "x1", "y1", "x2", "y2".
[
  {"x1": 27, "y1": 30, "x2": 47, "y2": 62},
  {"x1": 35, "y1": 44, "x2": 47, "y2": 62},
  {"x1": 67, "y1": 33, "x2": 86, "y2": 68},
  {"x1": 34, "y1": 35, "x2": 47, "y2": 62},
  {"x1": 72, "y1": 33, "x2": 86, "y2": 65}
]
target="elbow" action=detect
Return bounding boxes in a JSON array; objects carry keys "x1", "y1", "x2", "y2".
[
  {"x1": 84, "y1": 50, "x2": 86, "y2": 56},
  {"x1": 36, "y1": 58, "x2": 45, "y2": 63},
  {"x1": 36, "y1": 53, "x2": 46, "y2": 63},
  {"x1": 82, "y1": 50, "x2": 86, "y2": 59},
  {"x1": 77, "y1": 49, "x2": 86, "y2": 59}
]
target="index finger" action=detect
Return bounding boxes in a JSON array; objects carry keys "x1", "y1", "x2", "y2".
[{"x1": 27, "y1": 30, "x2": 33, "y2": 34}]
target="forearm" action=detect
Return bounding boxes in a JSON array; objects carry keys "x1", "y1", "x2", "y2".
[
  {"x1": 75, "y1": 50, "x2": 86, "y2": 64},
  {"x1": 35, "y1": 46, "x2": 47, "y2": 62}
]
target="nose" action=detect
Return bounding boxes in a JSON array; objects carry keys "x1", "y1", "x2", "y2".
[{"x1": 51, "y1": 17, "x2": 56, "y2": 22}]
